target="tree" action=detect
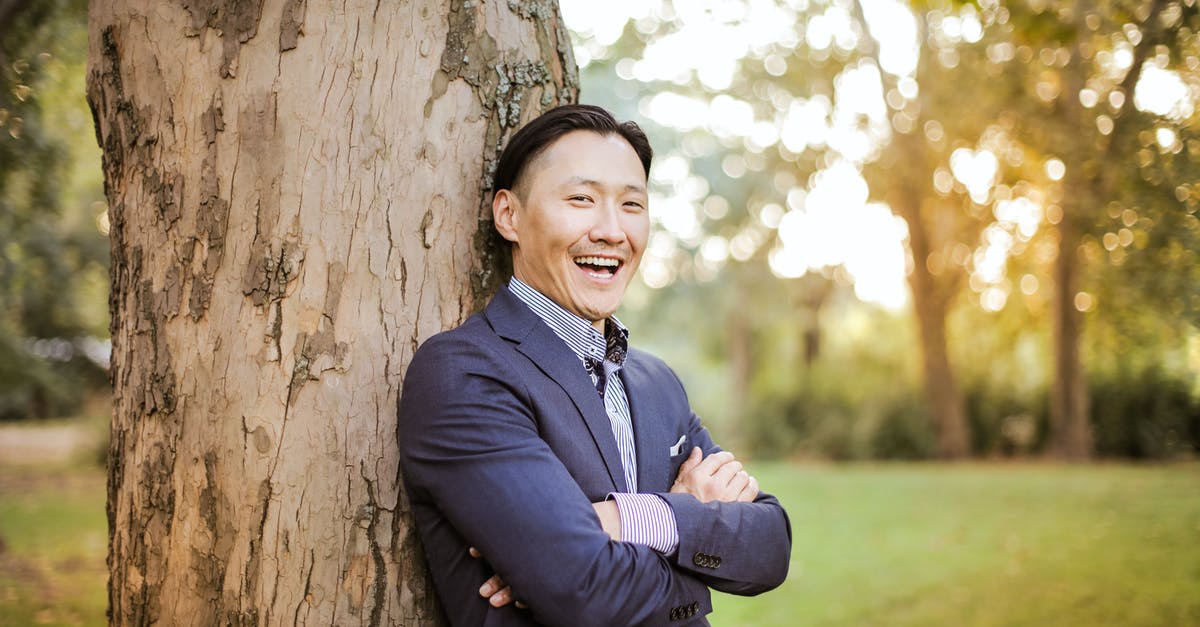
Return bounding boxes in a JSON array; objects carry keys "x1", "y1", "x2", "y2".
[
  {"x1": 87, "y1": 1, "x2": 577, "y2": 623},
  {"x1": 853, "y1": 0, "x2": 974, "y2": 459},
  {"x1": 567, "y1": 0, "x2": 1199, "y2": 461},
  {"x1": 0, "y1": 0, "x2": 109, "y2": 420},
  {"x1": 998, "y1": 0, "x2": 1198, "y2": 458},
  {"x1": 570, "y1": 0, "x2": 976, "y2": 457}
]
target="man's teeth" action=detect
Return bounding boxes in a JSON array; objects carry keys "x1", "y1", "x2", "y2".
[{"x1": 575, "y1": 256, "x2": 620, "y2": 267}]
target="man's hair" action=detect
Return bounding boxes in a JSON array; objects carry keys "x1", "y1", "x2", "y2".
[{"x1": 491, "y1": 104, "x2": 653, "y2": 195}]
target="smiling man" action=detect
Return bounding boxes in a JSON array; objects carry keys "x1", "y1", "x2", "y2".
[{"x1": 398, "y1": 105, "x2": 791, "y2": 626}]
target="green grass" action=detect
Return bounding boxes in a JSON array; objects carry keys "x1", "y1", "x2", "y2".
[
  {"x1": 713, "y1": 462, "x2": 1200, "y2": 626},
  {"x1": 1, "y1": 460, "x2": 1197, "y2": 626},
  {"x1": 0, "y1": 464, "x2": 107, "y2": 627}
]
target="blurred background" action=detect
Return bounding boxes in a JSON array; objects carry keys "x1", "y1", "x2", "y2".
[{"x1": 1, "y1": 0, "x2": 1197, "y2": 625}]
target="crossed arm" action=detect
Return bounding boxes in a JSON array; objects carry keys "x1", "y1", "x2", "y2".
[
  {"x1": 478, "y1": 447, "x2": 771, "y2": 608},
  {"x1": 399, "y1": 336, "x2": 790, "y2": 625},
  {"x1": 477, "y1": 446, "x2": 777, "y2": 607}
]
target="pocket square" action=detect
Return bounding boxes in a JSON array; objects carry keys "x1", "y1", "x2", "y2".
[{"x1": 669, "y1": 434, "x2": 688, "y2": 456}]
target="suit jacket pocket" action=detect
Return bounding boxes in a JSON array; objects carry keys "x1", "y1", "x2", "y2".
[{"x1": 667, "y1": 443, "x2": 691, "y2": 486}]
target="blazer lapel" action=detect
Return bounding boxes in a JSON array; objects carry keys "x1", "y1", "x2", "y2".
[
  {"x1": 485, "y1": 289, "x2": 628, "y2": 493},
  {"x1": 621, "y1": 354, "x2": 676, "y2": 493}
]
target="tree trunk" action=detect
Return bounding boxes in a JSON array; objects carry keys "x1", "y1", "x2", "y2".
[
  {"x1": 87, "y1": 1, "x2": 577, "y2": 624},
  {"x1": 1049, "y1": 212, "x2": 1092, "y2": 459},
  {"x1": 890, "y1": 177, "x2": 971, "y2": 460},
  {"x1": 725, "y1": 276, "x2": 753, "y2": 452},
  {"x1": 851, "y1": 0, "x2": 970, "y2": 459},
  {"x1": 1048, "y1": 7, "x2": 1095, "y2": 460},
  {"x1": 796, "y1": 273, "x2": 831, "y2": 369}
]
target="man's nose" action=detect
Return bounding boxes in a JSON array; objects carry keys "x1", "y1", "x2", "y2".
[{"x1": 588, "y1": 202, "x2": 626, "y2": 244}]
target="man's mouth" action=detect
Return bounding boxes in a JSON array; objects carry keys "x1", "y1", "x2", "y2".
[{"x1": 574, "y1": 255, "x2": 622, "y2": 279}]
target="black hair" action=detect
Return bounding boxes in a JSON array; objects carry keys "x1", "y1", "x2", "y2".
[{"x1": 491, "y1": 104, "x2": 653, "y2": 194}]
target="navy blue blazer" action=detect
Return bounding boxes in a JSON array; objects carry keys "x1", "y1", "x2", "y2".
[{"x1": 398, "y1": 287, "x2": 791, "y2": 626}]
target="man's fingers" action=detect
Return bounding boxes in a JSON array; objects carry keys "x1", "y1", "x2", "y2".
[
  {"x1": 676, "y1": 446, "x2": 703, "y2": 478},
  {"x1": 724, "y1": 469, "x2": 750, "y2": 499},
  {"x1": 711, "y1": 459, "x2": 744, "y2": 488},
  {"x1": 488, "y1": 586, "x2": 514, "y2": 607},
  {"x1": 479, "y1": 574, "x2": 504, "y2": 597},
  {"x1": 692, "y1": 450, "x2": 736, "y2": 477},
  {"x1": 737, "y1": 475, "x2": 760, "y2": 502},
  {"x1": 479, "y1": 573, "x2": 522, "y2": 609},
  {"x1": 468, "y1": 547, "x2": 481, "y2": 559}
]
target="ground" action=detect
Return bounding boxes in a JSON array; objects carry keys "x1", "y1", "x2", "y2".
[{"x1": 2, "y1": 421, "x2": 1197, "y2": 626}]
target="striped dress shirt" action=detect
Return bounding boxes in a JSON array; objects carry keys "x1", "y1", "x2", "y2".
[{"x1": 508, "y1": 278, "x2": 679, "y2": 554}]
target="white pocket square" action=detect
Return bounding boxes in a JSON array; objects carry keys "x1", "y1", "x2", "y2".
[{"x1": 669, "y1": 434, "x2": 688, "y2": 456}]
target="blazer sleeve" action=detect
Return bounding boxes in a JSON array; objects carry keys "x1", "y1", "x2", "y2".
[
  {"x1": 654, "y1": 372, "x2": 793, "y2": 595},
  {"x1": 398, "y1": 334, "x2": 711, "y2": 627}
]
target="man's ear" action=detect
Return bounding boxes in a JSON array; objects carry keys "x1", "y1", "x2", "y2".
[{"x1": 492, "y1": 189, "x2": 520, "y2": 244}]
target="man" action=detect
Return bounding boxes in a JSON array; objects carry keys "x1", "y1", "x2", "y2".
[{"x1": 398, "y1": 104, "x2": 791, "y2": 626}]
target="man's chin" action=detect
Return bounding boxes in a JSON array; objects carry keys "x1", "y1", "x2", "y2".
[
  {"x1": 571, "y1": 286, "x2": 627, "y2": 320},
  {"x1": 577, "y1": 301, "x2": 622, "y2": 324}
]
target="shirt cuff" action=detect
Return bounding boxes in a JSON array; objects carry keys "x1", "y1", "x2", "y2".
[{"x1": 608, "y1": 492, "x2": 679, "y2": 555}]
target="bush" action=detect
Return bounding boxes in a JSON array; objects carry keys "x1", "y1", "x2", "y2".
[
  {"x1": 745, "y1": 370, "x2": 934, "y2": 461},
  {"x1": 870, "y1": 393, "x2": 937, "y2": 460},
  {"x1": 0, "y1": 338, "x2": 108, "y2": 422},
  {"x1": 963, "y1": 382, "x2": 1049, "y2": 457},
  {"x1": 1089, "y1": 367, "x2": 1199, "y2": 459}
]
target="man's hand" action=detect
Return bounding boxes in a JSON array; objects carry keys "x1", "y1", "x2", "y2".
[
  {"x1": 670, "y1": 447, "x2": 758, "y2": 503},
  {"x1": 469, "y1": 547, "x2": 526, "y2": 609}
]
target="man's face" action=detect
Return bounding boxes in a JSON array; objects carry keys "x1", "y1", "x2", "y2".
[{"x1": 494, "y1": 130, "x2": 650, "y2": 328}]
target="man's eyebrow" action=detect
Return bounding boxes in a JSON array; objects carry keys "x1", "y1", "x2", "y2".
[{"x1": 563, "y1": 176, "x2": 647, "y2": 194}]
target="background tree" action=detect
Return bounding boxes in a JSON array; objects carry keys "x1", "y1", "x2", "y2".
[
  {"x1": 0, "y1": 0, "x2": 109, "y2": 421},
  {"x1": 563, "y1": 0, "x2": 1199, "y2": 460},
  {"x1": 88, "y1": 0, "x2": 577, "y2": 623}
]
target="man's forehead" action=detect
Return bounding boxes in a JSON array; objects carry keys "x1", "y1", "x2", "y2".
[{"x1": 521, "y1": 131, "x2": 646, "y2": 189}]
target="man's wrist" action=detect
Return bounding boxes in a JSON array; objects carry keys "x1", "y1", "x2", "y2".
[
  {"x1": 608, "y1": 492, "x2": 680, "y2": 554},
  {"x1": 592, "y1": 500, "x2": 622, "y2": 540}
]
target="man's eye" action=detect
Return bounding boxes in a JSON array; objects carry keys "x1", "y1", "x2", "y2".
[
  {"x1": 624, "y1": 201, "x2": 646, "y2": 211},
  {"x1": 569, "y1": 195, "x2": 592, "y2": 203}
]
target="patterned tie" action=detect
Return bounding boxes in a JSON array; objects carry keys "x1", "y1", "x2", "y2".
[{"x1": 584, "y1": 357, "x2": 607, "y2": 398}]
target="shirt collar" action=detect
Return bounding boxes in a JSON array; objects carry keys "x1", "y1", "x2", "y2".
[{"x1": 507, "y1": 277, "x2": 629, "y2": 367}]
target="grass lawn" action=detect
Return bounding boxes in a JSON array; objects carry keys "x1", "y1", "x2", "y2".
[
  {"x1": 1, "y1": 456, "x2": 1196, "y2": 626},
  {"x1": 0, "y1": 463, "x2": 106, "y2": 627},
  {"x1": 714, "y1": 462, "x2": 1200, "y2": 626}
]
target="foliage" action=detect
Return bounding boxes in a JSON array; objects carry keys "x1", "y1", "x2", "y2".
[
  {"x1": 1090, "y1": 366, "x2": 1200, "y2": 458},
  {"x1": 568, "y1": 0, "x2": 1200, "y2": 459},
  {"x1": 0, "y1": 0, "x2": 109, "y2": 421}
]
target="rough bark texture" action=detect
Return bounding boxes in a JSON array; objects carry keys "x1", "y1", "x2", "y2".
[{"x1": 87, "y1": 1, "x2": 577, "y2": 624}]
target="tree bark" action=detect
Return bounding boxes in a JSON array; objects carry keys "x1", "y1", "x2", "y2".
[{"x1": 87, "y1": 1, "x2": 577, "y2": 624}]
